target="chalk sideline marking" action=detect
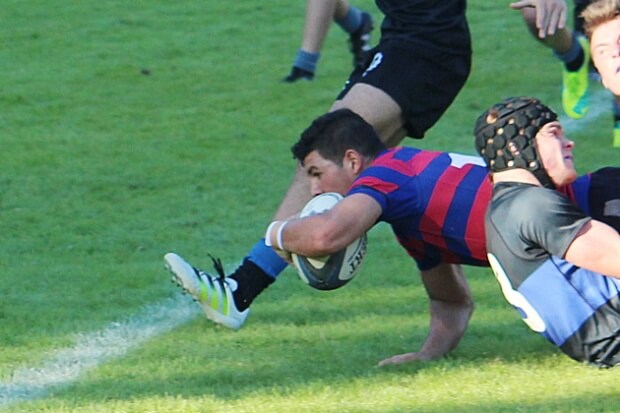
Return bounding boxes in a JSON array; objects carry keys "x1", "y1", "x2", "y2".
[{"x1": 0, "y1": 293, "x2": 200, "y2": 408}]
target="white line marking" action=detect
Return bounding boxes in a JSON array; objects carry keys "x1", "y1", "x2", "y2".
[{"x1": 0, "y1": 293, "x2": 200, "y2": 408}]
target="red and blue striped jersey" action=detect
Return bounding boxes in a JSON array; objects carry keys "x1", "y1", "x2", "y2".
[{"x1": 347, "y1": 147, "x2": 588, "y2": 271}]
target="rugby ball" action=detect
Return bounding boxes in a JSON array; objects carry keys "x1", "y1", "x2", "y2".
[{"x1": 292, "y1": 192, "x2": 367, "y2": 291}]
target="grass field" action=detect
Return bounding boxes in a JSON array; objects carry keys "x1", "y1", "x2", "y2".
[{"x1": 1, "y1": 0, "x2": 619, "y2": 412}]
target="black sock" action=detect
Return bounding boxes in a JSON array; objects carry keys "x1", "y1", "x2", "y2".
[
  {"x1": 613, "y1": 100, "x2": 620, "y2": 124},
  {"x1": 228, "y1": 258, "x2": 275, "y2": 311},
  {"x1": 565, "y1": 48, "x2": 585, "y2": 72}
]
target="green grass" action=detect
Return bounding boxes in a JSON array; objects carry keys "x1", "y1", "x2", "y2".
[{"x1": 1, "y1": 0, "x2": 619, "y2": 412}]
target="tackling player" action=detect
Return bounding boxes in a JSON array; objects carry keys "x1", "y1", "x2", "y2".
[{"x1": 475, "y1": 96, "x2": 620, "y2": 367}]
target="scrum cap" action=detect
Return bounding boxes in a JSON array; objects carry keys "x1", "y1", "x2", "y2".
[{"x1": 473, "y1": 96, "x2": 558, "y2": 188}]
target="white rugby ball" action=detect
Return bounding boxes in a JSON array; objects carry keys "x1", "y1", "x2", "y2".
[{"x1": 292, "y1": 192, "x2": 367, "y2": 291}]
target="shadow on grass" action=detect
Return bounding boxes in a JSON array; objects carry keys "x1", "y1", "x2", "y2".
[
  {"x1": 45, "y1": 275, "x2": 585, "y2": 405},
  {"x1": 378, "y1": 392, "x2": 620, "y2": 413}
]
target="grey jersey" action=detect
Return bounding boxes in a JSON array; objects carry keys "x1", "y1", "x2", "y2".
[
  {"x1": 485, "y1": 182, "x2": 591, "y2": 288},
  {"x1": 484, "y1": 182, "x2": 620, "y2": 367}
]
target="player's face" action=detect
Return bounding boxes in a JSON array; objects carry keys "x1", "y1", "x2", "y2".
[
  {"x1": 591, "y1": 17, "x2": 620, "y2": 96},
  {"x1": 303, "y1": 150, "x2": 356, "y2": 196},
  {"x1": 536, "y1": 122, "x2": 577, "y2": 186}
]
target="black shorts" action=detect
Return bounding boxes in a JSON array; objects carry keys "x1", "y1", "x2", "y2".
[
  {"x1": 589, "y1": 167, "x2": 620, "y2": 232},
  {"x1": 336, "y1": 39, "x2": 471, "y2": 139},
  {"x1": 561, "y1": 294, "x2": 620, "y2": 368}
]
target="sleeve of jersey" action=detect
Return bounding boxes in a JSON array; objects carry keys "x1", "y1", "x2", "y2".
[
  {"x1": 346, "y1": 164, "x2": 410, "y2": 219},
  {"x1": 519, "y1": 189, "x2": 592, "y2": 258},
  {"x1": 347, "y1": 179, "x2": 391, "y2": 211}
]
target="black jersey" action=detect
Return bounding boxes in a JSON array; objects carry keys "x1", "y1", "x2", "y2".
[
  {"x1": 375, "y1": 0, "x2": 470, "y2": 55},
  {"x1": 486, "y1": 182, "x2": 620, "y2": 367}
]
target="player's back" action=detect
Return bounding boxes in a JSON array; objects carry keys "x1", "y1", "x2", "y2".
[{"x1": 351, "y1": 147, "x2": 490, "y2": 269}]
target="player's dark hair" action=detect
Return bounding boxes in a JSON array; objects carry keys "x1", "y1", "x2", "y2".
[{"x1": 292, "y1": 109, "x2": 386, "y2": 166}]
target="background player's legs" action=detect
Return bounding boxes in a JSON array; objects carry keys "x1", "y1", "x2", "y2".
[
  {"x1": 300, "y1": 0, "x2": 339, "y2": 53},
  {"x1": 285, "y1": 0, "x2": 339, "y2": 82},
  {"x1": 285, "y1": 0, "x2": 372, "y2": 82}
]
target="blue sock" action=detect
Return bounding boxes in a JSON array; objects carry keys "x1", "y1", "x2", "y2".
[
  {"x1": 335, "y1": 6, "x2": 363, "y2": 34},
  {"x1": 247, "y1": 239, "x2": 288, "y2": 279},
  {"x1": 554, "y1": 33, "x2": 583, "y2": 71},
  {"x1": 293, "y1": 49, "x2": 319, "y2": 73}
]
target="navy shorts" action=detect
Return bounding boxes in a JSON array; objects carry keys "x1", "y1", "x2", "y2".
[
  {"x1": 589, "y1": 167, "x2": 620, "y2": 232},
  {"x1": 336, "y1": 39, "x2": 471, "y2": 139},
  {"x1": 564, "y1": 167, "x2": 620, "y2": 231}
]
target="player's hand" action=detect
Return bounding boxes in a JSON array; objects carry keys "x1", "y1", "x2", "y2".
[
  {"x1": 265, "y1": 220, "x2": 293, "y2": 263},
  {"x1": 274, "y1": 247, "x2": 292, "y2": 264},
  {"x1": 377, "y1": 351, "x2": 435, "y2": 367},
  {"x1": 510, "y1": 0, "x2": 567, "y2": 38}
]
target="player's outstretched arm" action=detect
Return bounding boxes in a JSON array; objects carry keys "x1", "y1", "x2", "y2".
[
  {"x1": 510, "y1": 0, "x2": 567, "y2": 38},
  {"x1": 377, "y1": 263, "x2": 474, "y2": 366},
  {"x1": 564, "y1": 219, "x2": 620, "y2": 279},
  {"x1": 267, "y1": 193, "x2": 381, "y2": 258}
]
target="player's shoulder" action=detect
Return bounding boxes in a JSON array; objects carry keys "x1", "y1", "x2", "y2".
[{"x1": 493, "y1": 183, "x2": 564, "y2": 218}]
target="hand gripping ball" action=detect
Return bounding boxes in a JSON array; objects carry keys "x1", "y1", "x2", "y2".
[{"x1": 291, "y1": 193, "x2": 367, "y2": 291}]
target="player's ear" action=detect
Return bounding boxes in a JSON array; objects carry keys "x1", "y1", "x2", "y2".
[{"x1": 343, "y1": 149, "x2": 363, "y2": 173}]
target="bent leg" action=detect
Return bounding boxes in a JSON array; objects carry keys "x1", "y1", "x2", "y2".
[
  {"x1": 331, "y1": 83, "x2": 407, "y2": 147},
  {"x1": 273, "y1": 163, "x2": 312, "y2": 220},
  {"x1": 300, "y1": 0, "x2": 339, "y2": 53}
]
